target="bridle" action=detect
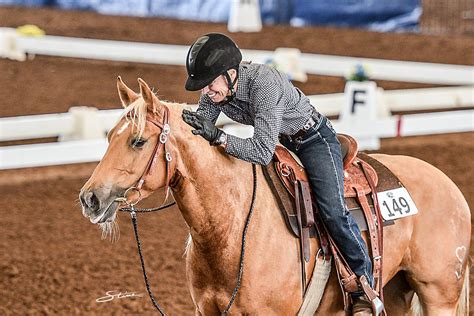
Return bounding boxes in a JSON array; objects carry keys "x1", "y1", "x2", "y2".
[
  {"x1": 116, "y1": 105, "x2": 174, "y2": 208},
  {"x1": 114, "y1": 105, "x2": 258, "y2": 316}
]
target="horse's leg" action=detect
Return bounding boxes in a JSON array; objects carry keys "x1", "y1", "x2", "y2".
[
  {"x1": 405, "y1": 268, "x2": 468, "y2": 315},
  {"x1": 372, "y1": 155, "x2": 471, "y2": 315},
  {"x1": 315, "y1": 269, "x2": 416, "y2": 315},
  {"x1": 382, "y1": 271, "x2": 415, "y2": 315}
]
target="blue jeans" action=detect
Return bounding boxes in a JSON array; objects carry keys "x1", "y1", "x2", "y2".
[{"x1": 280, "y1": 117, "x2": 374, "y2": 290}]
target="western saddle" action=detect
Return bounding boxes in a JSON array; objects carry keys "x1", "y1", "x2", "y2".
[{"x1": 263, "y1": 134, "x2": 386, "y2": 314}]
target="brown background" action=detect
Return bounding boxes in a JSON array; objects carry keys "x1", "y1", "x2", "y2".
[{"x1": 0, "y1": 5, "x2": 472, "y2": 315}]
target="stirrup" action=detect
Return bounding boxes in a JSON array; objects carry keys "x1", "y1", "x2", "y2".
[
  {"x1": 358, "y1": 275, "x2": 385, "y2": 316},
  {"x1": 370, "y1": 297, "x2": 384, "y2": 316}
]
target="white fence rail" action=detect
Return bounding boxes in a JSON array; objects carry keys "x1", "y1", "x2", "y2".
[
  {"x1": 397, "y1": 110, "x2": 474, "y2": 136},
  {"x1": 333, "y1": 110, "x2": 474, "y2": 138},
  {"x1": 2, "y1": 86, "x2": 472, "y2": 142},
  {"x1": 0, "y1": 109, "x2": 121, "y2": 141},
  {"x1": 0, "y1": 139, "x2": 108, "y2": 169},
  {"x1": 2, "y1": 29, "x2": 473, "y2": 85},
  {"x1": 1, "y1": 31, "x2": 472, "y2": 169},
  {"x1": 311, "y1": 86, "x2": 474, "y2": 116},
  {"x1": 1, "y1": 112, "x2": 73, "y2": 141},
  {"x1": 1, "y1": 109, "x2": 472, "y2": 169}
]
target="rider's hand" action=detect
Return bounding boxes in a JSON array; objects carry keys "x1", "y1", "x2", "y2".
[{"x1": 182, "y1": 109, "x2": 226, "y2": 146}]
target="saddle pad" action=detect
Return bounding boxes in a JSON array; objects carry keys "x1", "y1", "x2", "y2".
[{"x1": 263, "y1": 153, "x2": 403, "y2": 235}]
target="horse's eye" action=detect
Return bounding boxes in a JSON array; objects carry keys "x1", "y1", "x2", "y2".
[{"x1": 131, "y1": 137, "x2": 147, "y2": 148}]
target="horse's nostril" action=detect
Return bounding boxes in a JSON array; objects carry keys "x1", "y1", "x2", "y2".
[{"x1": 82, "y1": 190, "x2": 100, "y2": 212}]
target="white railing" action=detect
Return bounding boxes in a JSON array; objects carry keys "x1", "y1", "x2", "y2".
[
  {"x1": 1, "y1": 29, "x2": 473, "y2": 85},
  {"x1": 310, "y1": 86, "x2": 474, "y2": 116},
  {"x1": 333, "y1": 110, "x2": 473, "y2": 137},
  {"x1": 1, "y1": 28, "x2": 472, "y2": 169},
  {"x1": 1, "y1": 85, "x2": 473, "y2": 169},
  {"x1": 0, "y1": 139, "x2": 108, "y2": 169},
  {"x1": 1, "y1": 109, "x2": 472, "y2": 169},
  {"x1": 2, "y1": 86, "x2": 472, "y2": 142},
  {"x1": 0, "y1": 109, "x2": 122, "y2": 141}
]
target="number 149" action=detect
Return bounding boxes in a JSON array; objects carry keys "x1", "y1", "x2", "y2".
[{"x1": 382, "y1": 197, "x2": 411, "y2": 218}]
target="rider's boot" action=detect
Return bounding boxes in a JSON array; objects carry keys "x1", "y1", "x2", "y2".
[{"x1": 352, "y1": 295, "x2": 373, "y2": 316}]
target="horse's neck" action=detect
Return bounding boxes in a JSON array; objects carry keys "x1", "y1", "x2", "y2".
[{"x1": 171, "y1": 119, "x2": 251, "y2": 251}]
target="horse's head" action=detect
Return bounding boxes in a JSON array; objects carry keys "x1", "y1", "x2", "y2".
[{"x1": 79, "y1": 77, "x2": 179, "y2": 234}]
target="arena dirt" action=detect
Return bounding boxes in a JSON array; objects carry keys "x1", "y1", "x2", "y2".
[{"x1": 0, "y1": 5, "x2": 472, "y2": 315}]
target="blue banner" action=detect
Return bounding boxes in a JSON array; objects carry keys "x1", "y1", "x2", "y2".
[
  {"x1": 291, "y1": 0, "x2": 421, "y2": 31},
  {"x1": 0, "y1": 0, "x2": 421, "y2": 32}
]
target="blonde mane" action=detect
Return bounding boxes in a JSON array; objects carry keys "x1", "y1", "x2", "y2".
[
  {"x1": 119, "y1": 97, "x2": 149, "y2": 139},
  {"x1": 118, "y1": 95, "x2": 186, "y2": 139}
]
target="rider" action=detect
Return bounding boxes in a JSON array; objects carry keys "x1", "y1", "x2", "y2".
[{"x1": 182, "y1": 33, "x2": 377, "y2": 315}]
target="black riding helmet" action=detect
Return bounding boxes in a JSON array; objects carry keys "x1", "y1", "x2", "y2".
[{"x1": 185, "y1": 33, "x2": 242, "y2": 92}]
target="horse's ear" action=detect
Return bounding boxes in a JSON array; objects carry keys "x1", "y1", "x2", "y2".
[
  {"x1": 117, "y1": 76, "x2": 138, "y2": 108},
  {"x1": 138, "y1": 78, "x2": 158, "y2": 112}
]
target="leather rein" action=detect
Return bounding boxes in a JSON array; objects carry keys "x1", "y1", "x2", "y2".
[{"x1": 114, "y1": 106, "x2": 258, "y2": 315}]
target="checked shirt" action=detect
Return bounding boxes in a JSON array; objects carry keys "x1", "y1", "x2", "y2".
[{"x1": 196, "y1": 62, "x2": 323, "y2": 165}]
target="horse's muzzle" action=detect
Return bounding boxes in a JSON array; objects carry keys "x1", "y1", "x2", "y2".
[{"x1": 79, "y1": 188, "x2": 117, "y2": 224}]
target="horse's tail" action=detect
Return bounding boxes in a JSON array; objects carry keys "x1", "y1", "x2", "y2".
[
  {"x1": 409, "y1": 293, "x2": 422, "y2": 316},
  {"x1": 456, "y1": 264, "x2": 469, "y2": 316},
  {"x1": 409, "y1": 264, "x2": 470, "y2": 316}
]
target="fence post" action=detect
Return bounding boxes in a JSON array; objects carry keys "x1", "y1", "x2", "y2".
[
  {"x1": 59, "y1": 106, "x2": 105, "y2": 141},
  {"x1": 273, "y1": 48, "x2": 308, "y2": 82},
  {"x1": 228, "y1": 0, "x2": 262, "y2": 32},
  {"x1": 0, "y1": 27, "x2": 26, "y2": 61},
  {"x1": 340, "y1": 81, "x2": 381, "y2": 149}
]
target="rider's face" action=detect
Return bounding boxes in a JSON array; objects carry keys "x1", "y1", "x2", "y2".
[{"x1": 201, "y1": 70, "x2": 236, "y2": 103}]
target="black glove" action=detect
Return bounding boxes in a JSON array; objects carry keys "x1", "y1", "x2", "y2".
[{"x1": 182, "y1": 109, "x2": 225, "y2": 146}]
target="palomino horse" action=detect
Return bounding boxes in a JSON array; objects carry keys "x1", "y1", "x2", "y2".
[{"x1": 80, "y1": 78, "x2": 471, "y2": 315}]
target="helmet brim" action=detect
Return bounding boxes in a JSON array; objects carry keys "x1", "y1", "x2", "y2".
[{"x1": 185, "y1": 76, "x2": 215, "y2": 91}]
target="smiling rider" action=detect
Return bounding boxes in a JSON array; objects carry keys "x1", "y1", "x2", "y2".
[{"x1": 181, "y1": 33, "x2": 379, "y2": 316}]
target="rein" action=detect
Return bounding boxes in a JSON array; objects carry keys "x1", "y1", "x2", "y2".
[{"x1": 115, "y1": 106, "x2": 258, "y2": 315}]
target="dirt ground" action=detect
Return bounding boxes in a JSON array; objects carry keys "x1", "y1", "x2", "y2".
[{"x1": 0, "y1": 5, "x2": 473, "y2": 315}]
